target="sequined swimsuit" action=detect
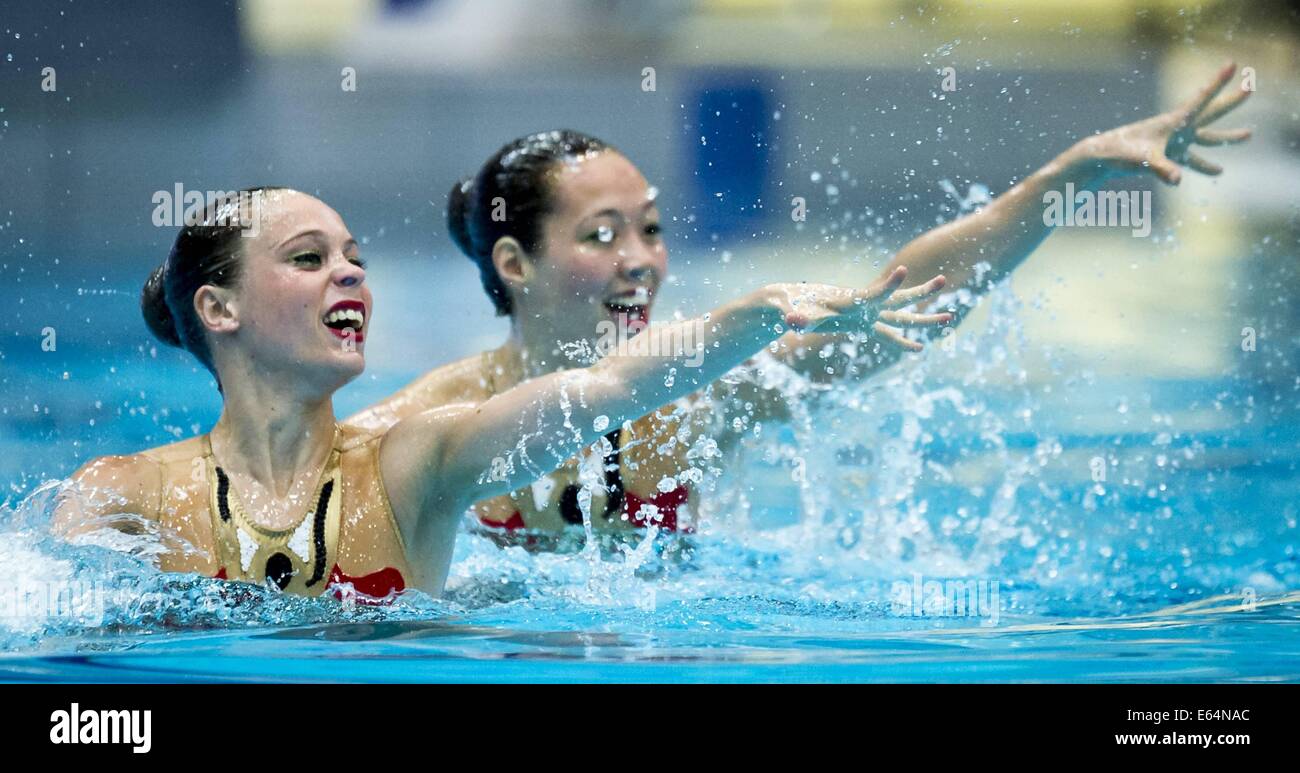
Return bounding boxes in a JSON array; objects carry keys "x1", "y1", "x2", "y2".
[{"x1": 200, "y1": 428, "x2": 410, "y2": 601}]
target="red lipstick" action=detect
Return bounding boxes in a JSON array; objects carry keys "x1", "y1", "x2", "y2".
[{"x1": 323, "y1": 299, "x2": 366, "y2": 343}]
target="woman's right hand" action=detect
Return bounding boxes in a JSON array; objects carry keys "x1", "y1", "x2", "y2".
[{"x1": 762, "y1": 266, "x2": 952, "y2": 352}]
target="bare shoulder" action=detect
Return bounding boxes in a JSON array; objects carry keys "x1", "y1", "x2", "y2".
[
  {"x1": 377, "y1": 401, "x2": 482, "y2": 475},
  {"x1": 54, "y1": 437, "x2": 202, "y2": 536},
  {"x1": 344, "y1": 352, "x2": 490, "y2": 434}
]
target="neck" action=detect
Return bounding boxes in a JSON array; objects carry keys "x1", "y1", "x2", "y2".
[
  {"x1": 495, "y1": 316, "x2": 577, "y2": 389},
  {"x1": 209, "y1": 375, "x2": 337, "y2": 498}
]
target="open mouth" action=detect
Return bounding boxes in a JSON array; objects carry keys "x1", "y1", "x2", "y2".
[
  {"x1": 604, "y1": 287, "x2": 652, "y2": 326},
  {"x1": 323, "y1": 300, "x2": 366, "y2": 343}
]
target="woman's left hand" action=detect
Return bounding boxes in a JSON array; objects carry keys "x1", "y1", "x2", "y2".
[
  {"x1": 778, "y1": 267, "x2": 952, "y2": 352},
  {"x1": 1071, "y1": 61, "x2": 1253, "y2": 185}
]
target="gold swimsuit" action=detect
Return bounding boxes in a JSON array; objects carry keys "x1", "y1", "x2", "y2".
[
  {"x1": 204, "y1": 435, "x2": 345, "y2": 595},
  {"x1": 148, "y1": 426, "x2": 413, "y2": 599}
]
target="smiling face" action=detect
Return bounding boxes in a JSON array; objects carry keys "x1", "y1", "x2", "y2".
[
  {"x1": 514, "y1": 150, "x2": 667, "y2": 349},
  {"x1": 203, "y1": 190, "x2": 371, "y2": 394}
]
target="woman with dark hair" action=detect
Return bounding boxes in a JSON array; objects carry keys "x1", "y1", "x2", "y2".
[
  {"x1": 346, "y1": 63, "x2": 1252, "y2": 536},
  {"x1": 53, "y1": 188, "x2": 947, "y2": 598}
]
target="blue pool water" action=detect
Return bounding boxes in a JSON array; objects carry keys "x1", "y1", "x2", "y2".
[{"x1": 1, "y1": 278, "x2": 1298, "y2": 683}]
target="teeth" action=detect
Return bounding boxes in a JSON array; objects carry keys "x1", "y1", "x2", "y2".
[
  {"x1": 324, "y1": 309, "x2": 364, "y2": 327},
  {"x1": 607, "y1": 287, "x2": 650, "y2": 307}
]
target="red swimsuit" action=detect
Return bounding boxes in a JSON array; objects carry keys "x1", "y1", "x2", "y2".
[
  {"x1": 479, "y1": 427, "x2": 694, "y2": 534},
  {"x1": 480, "y1": 484, "x2": 692, "y2": 533},
  {"x1": 213, "y1": 564, "x2": 405, "y2": 603}
]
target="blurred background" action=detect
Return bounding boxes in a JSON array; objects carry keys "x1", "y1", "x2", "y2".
[{"x1": 1, "y1": 0, "x2": 1297, "y2": 491}]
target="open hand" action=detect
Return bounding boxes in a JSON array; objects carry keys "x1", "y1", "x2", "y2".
[
  {"x1": 1074, "y1": 62, "x2": 1253, "y2": 185},
  {"x1": 770, "y1": 266, "x2": 951, "y2": 351}
]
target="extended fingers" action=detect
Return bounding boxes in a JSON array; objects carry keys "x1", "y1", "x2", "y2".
[
  {"x1": 872, "y1": 322, "x2": 924, "y2": 352},
  {"x1": 785, "y1": 282, "x2": 865, "y2": 327},
  {"x1": 879, "y1": 309, "x2": 953, "y2": 327},
  {"x1": 884, "y1": 274, "x2": 947, "y2": 308},
  {"x1": 1147, "y1": 149, "x2": 1183, "y2": 185},
  {"x1": 1195, "y1": 85, "x2": 1251, "y2": 128},
  {"x1": 1178, "y1": 62, "x2": 1236, "y2": 123},
  {"x1": 1194, "y1": 126, "x2": 1251, "y2": 146},
  {"x1": 859, "y1": 265, "x2": 909, "y2": 302},
  {"x1": 1184, "y1": 150, "x2": 1224, "y2": 176}
]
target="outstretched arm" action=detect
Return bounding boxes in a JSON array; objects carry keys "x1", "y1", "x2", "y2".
[
  {"x1": 886, "y1": 62, "x2": 1251, "y2": 293},
  {"x1": 778, "y1": 62, "x2": 1253, "y2": 380},
  {"x1": 380, "y1": 269, "x2": 933, "y2": 522}
]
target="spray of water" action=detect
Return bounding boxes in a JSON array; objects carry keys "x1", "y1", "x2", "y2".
[{"x1": 2, "y1": 278, "x2": 1294, "y2": 653}]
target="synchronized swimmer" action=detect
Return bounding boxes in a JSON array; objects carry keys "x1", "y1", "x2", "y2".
[
  {"x1": 346, "y1": 63, "x2": 1252, "y2": 536},
  {"x1": 52, "y1": 189, "x2": 945, "y2": 599},
  {"x1": 53, "y1": 62, "x2": 1250, "y2": 600}
]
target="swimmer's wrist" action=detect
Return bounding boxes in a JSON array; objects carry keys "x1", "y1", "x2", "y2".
[
  {"x1": 720, "y1": 288, "x2": 787, "y2": 341},
  {"x1": 1052, "y1": 139, "x2": 1111, "y2": 189}
]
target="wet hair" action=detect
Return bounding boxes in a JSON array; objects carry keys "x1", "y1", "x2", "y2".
[
  {"x1": 447, "y1": 129, "x2": 611, "y2": 316},
  {"x1": 141, "y1": 186, "x2": 288, "y2": 377}
]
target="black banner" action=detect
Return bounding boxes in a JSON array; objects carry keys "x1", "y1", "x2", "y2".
[{"x1": 0, "y1": 683, "x2": 1289, "y2": 760}]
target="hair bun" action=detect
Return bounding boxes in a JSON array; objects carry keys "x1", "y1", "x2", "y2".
[
  {"x1": 447, "y1": 130, "x2": 610, "y2": 317},
  {"x1": 140, "y1": 262, "x2": 183, "y2": 348},
  {"x1": 446, "y1": 176, "x2": 479, "y2": 259}
]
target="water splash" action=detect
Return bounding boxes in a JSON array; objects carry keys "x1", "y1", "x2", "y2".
[
  {"x1": 0, "y1": 482, "x2": 453, "y2": 653},
  {"x1": 2, "y1": 279, "x2": 1295, "y2": 656}
]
